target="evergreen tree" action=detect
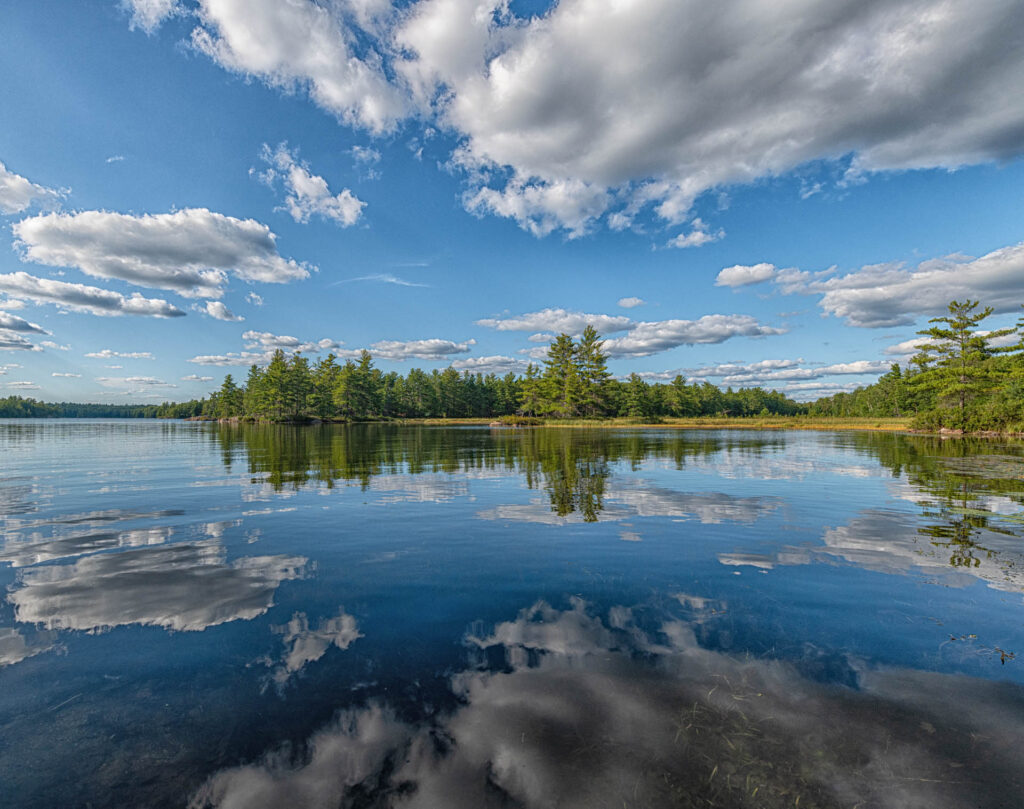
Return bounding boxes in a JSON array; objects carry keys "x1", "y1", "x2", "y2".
[
  {"x1": 518, "y1": 364, "x2": 544, "y2": 416},
  {"x1": 215, "y1": 374, "x2": 244, "y2": 418},
  {"x1": 286, "y1": 353, "x2": 313, "y2": 419},
  {"x1": 311, "y1": 354, "x2": 340, "y2": 419},
  {"x1": 542, "y1": 333, "x2": 583, "y2": 417},
  {"x1": 263, "y1": 350, "x2": 291, "y2": 420},
  {"x1": 576, "y1": 325, "x2": 611, "y2": 417},
  {"x1": 911, "y1": 300, "x2": 1013, "y2": 429}
]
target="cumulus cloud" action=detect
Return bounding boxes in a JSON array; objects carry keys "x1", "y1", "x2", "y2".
[
  {"x1": 96, "y1": 376, "x2": 176, "y2": 388},
  {"x1": 716, "y1": 262, "x2": 778, "y2": 288},
  {"x1": 477, "y1": 308, "x2": 633, "y2": 335},
  {"x1": 182, "y1": 374, "x2": 214, "y2": 382},
  {"x1": 258, "y1": 144, "x2": 366, "y2": 227},
  {"x1": 122, "y1": 0, "x2": 180, "y2": 33},
  {"x1": 775, "y1": 242, "x2": 1024, "y2": 328},
  {"x1": 0, "y1": 333, "x2": 40, "y2": 352},
  {"x1": 195, "y1": 300, "x2": 244, "y2": 322},
  {"x1": 398, "y1": 0, "x2": 1024, "y2": 237},
  {"x1": 190, "y1": 0, "x2": 407, "y2": 134},
  {"x1": 450, "y1": 355, "x2": 528, "y2": 374},
  {"x1": 0, "y1": 160, "x2": 63, "y2": 215},
  {"x1": 463, "y1": 177, "x2": 610, "y2": 239},
  {"x1": 245, "y1": 291, "x2": 264, "y2": 307},
  {"x1": 4, "y1": 380, "x2": 40, "y2": 389},
  {"x1": 189, "y1": 330, "x2": 341, "y2": 366},
  {"x1": 666, "y1": 218, "x2": 724, "y2": 249},
  {"x1": 617, "y1": 297, "x2": 645, "y2": 309},
  {"x1": 366, "y1": 338, "x2": 475, "y2": 361},
  {"x1": 0, "y1": 276, "x2": 178, "y2": 319},
  {"x1": 603, "y1": 315, "x2": 786, "y2": 358},
  {"x1": 243, "y1": 330, "x2": 340, "y2": 354},
  {"x1": 0, "y1": 312, "x2": 49, "y2": 334},
  {"x1": 51, "y1": 372, "x2": 82, "y2": 378},
  {"x1": 119, "y1": 1, "x2": 1024, "y2": 240},
  {"x1": 39, "y1": 341, "x2": 70, "y2": 351},
  {"x1": 13, "y1": 209, "x2": 310, "y2": 298},
  {"x1": 85, "y1": 349, "x2": 154, "y2": 359},
  {"x1": 188, "y1": 352, "x2": 269, "y2": 367}
]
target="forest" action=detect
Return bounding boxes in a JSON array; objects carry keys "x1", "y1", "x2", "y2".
[
  {"x1": 3, "y1": 300, "x2": 1022, "y2": 431},
  {"x1": 176, "y1": 325, "x2": 804, "y2": 422},
  {"x1": 809, "y1": 300, "x2": 1024, "y2": 431}
]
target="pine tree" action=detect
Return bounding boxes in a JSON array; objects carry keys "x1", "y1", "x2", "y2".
[
  {"x1": 518, "y1": 364, "x2": 544, "y2": 416},
  {"x1": 263, "y1": 350, "x2": 290, "y2": 420},
  {"x1": 311, "y1": 354, "x2": 340, "y2": 419},
  {"x1": 576, "y1": 325, "x2": 611, "y2": 417},
  {"x1": 911, "y1": 300, "x2": 1013, "y2": 429},
  {"x1": 542, "y1": 333, "x2": 583, "y2": 417}
]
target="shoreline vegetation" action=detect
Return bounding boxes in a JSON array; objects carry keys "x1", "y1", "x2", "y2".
[{"x1": 7, "y1": 300, "x2": 1024, "y2": 436}]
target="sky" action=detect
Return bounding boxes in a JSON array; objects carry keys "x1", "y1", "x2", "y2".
[{"x1": 0, "y1": 0, "x2": 1022, "y2": 403}]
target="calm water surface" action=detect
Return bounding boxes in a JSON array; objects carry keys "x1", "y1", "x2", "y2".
[{"x1": 1, "y1": 421, "x2": 1023, "y2": 808}]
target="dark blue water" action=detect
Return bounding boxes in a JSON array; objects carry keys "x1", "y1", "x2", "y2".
[{"x1": 1, "y1": 422, "x2": 1022, "y2": 808}]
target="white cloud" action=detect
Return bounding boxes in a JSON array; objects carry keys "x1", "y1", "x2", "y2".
[
  {"x1": 127, "y1": 1, "x2": 1024, "y2": 241},
  {"x1": 666, "y1": 218, "x2": 724, "y2": 249},
  {"x1": 477, "y1": 308, "x2": 633, "y2": 335},
  {"x1": 190, "y1": 330, "x2": 342, "y2": 366},
  {"x1": 182, "y1": 374, "x2": 214, "y2": 382},
  {"x1": 195, "y1": 300, "x2": 244, "y2": 322},
  {"x1": 463, "y1": 177, "x2": 610, "y2": 239},
  {"x1": 259, "y1": 144, "x2": 366, "y2": 227},
  {"x1": 775, "y1": 242, "x2": 1024, "y2": 328},
  {"x1": 122, "y1": 0, "x2": 180, "y2": 33},
  {"x1": 0, "y1": 272, "x2": 184, "y2": 318},
  {"x1": 338, "y1": 273, "x2": 427, "y2": 287},
  {"x1": 243, "y1": 330, "x2": 340, "y2": 354},
  {"x1": 106, "y1": 154, "x2": 126, "y2": 163},
  {"x1": 0, "y1": 332, "x2": 40, "y2": 352},
  {"x1": 13, "y1": 209, "x2": 310, "y2": 298},
  {"x1": 189, "y1": 352, "x2": 271, "y2": 367},
  {"x1": 85, "y1": 350, "x2": 154, "y2": 359},
  {"x1": 450, "y1": 355, "x2": 528, "y2": 374},
  {"x1": 367, "y1": 338, "x2": 475, "y2": 361},
  {"x1": 0, "y1": 160, "x2": 62, "y2": 215},
  {"x1": 5, "y1": 380, "x2": 40, "y2": 389},
  {"x1": 0, "y1": 312, "x2": 49, "y2": 334},
  {"x1": 715, "y1": 263, "x2": 778, "y2": 288},
  {"x1": 527, "y1": 333, "x2": 555, "y2": 343},
  {"x1": 685, "y1": 358, "x2": 804, "y2": 379},
  {"x1": 51, "y1": 372, "x2": 82, "y2": 378},
  {"x1": 40, "y1": 341, "x2": 70, "y2": 351},
  {"x1": 0, "y1": 298, "x2": 25, "y2": 310},
  {"x1": 398, "y1": 0, "x2": 1024, "y2": 236},
  {"x1": 96, "y1": 376, "x2": 176, "y2": 388},
  {"x1": 617, "y1": 297, "x2": 645, "y2": 309},
  {"x1": 603, "y1": 315, "x2": 786, "y2": 358},
  {"x1": 190, "y1": 0, "x2": 407, "y2": 134},
  {"x1": 245, "y1": 291, "x2": 264, "y2": 307}
]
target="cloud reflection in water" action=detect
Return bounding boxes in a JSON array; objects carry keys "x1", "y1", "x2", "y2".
[
  {"x1": 191, "y1": 600, "x2": 1024, "y2": 809},
  {"x1": 9, "y1": 540, "x2": 307, "y2": 632}
]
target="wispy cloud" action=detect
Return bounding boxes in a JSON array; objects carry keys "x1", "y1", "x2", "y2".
[{"x1": 333, "y1": 273, "x2": 427, "y2": 288}]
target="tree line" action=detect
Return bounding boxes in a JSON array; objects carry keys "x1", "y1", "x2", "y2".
[
  {"x1": 809, "y1": 300, "x2": 1024, "y2": 431},
  {"x1": 195, "y1": 325, "x2": 803, "y2": 422}
]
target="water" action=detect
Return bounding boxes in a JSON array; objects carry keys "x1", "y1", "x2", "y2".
[{"x1": 1, "y1": 421, "x2": 1023, "y2": 808}]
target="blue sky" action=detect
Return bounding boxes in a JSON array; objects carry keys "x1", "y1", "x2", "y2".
[{"x1": 1, "y1": 0, "x2": 1022, "y2": 402}]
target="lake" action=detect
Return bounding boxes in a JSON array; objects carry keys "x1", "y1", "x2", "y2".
[{"x1": 1, "y1": 420, "x2": 1023, "y2": 808}]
